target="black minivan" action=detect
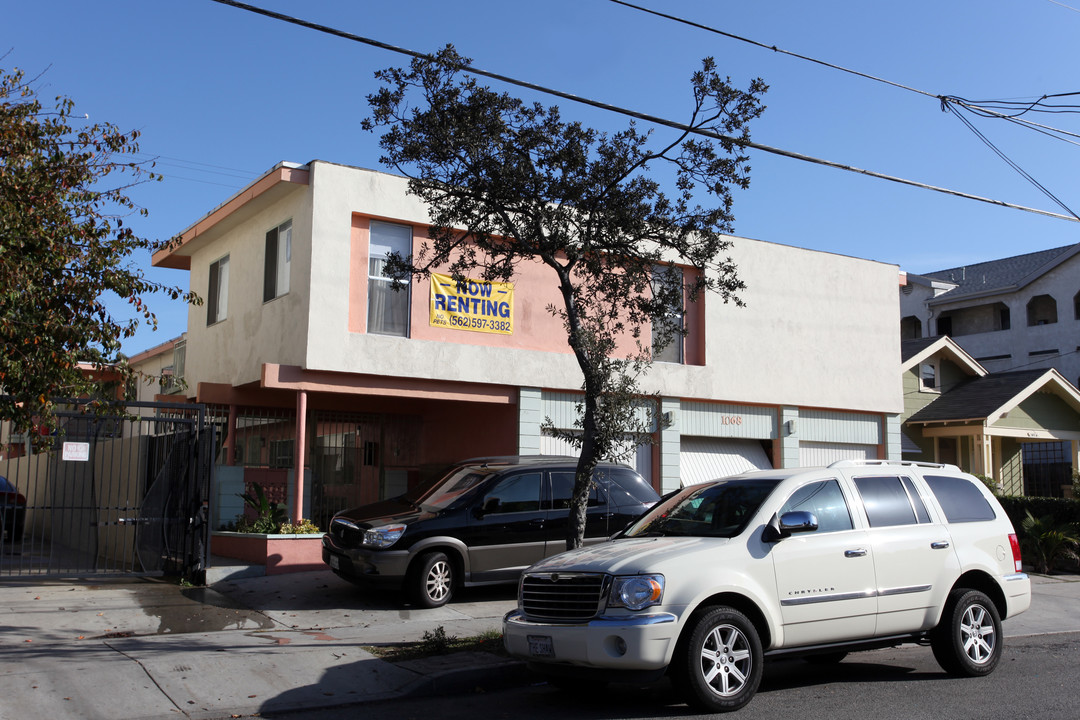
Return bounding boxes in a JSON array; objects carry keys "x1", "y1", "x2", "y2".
[{"x1": 322, "y1": 456, "x2": 660, "y2": 607}]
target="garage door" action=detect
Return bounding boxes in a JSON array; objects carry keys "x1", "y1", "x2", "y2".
[
  {"x1": 539, "y1": 435, "x2": 652, "y2": 484},
  {"x1": 799, "y1": 441, "x2": 875, "y2": 467},
  {"x1": 680, "y1": 437, "x2": 772, "y2": 485}
]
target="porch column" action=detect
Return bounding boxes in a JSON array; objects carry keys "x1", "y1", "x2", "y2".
[
  {"x1": 294, "y1": 390, "x2": 308, "y2": 523},
  {"x1": 974, "y1": 433, "x2": 993, "y2": 477},
  {"x1": 225, "y1": 404, "x2": 238, "y2": 466}
]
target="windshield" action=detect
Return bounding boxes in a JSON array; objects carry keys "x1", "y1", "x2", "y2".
[
  {"x1": 623, "y1": 478, "x2": 781, "y2": 539},
  {"x1": 405, "y1": 466, "x2": 496, "y2": 511}
]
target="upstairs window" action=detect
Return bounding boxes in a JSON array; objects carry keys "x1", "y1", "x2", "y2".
[
  {"x1": 264, "y1": 220, "x2": 292, "y2": 302},
  {"x1": 207, "y1": 255, "x2": 229, "y2": 325},
  {"x1": 1027, "y1": 294, "x2": 1058, "y2": 326},
  {"x1": 919, "y1": 361, "x2": 938, "y2": 391},
  {"x1": 367, "y1": 221, "x2": 412, "y2": 337},
  {"x1": 936, "y1": 315, "x2": 953, "y2": 337},
  {"x1": 652, "y1": 264, "x2": 684, "y2": 363}
]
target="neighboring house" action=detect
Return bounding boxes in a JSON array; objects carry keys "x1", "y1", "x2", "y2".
[
  {"x1": 126, "y1": 334, "x2": 187, "y2": 405},
  {"x1": 901, "y1": 336, "x2": 1080, "y2": 497},
  {"x1": 900, "y1": 243, "x2": 1080, "y2": 384},
  {"x1": 150, "y1": 160, "x2": 904, "y2": 530}
]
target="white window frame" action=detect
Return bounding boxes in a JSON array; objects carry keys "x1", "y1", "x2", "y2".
[
  {"x1": 264, "y1": 219, "x2": 292, "y2": 302},
  {"x1": 918, "y1": 361, "x2": 939, "y2": 392},
  {"x1": 652, "y1": 264, "x2": 684, "y2": 364},
  {"x1": 367, "y1": 221, "x2": 412, "y2": 337},
  {"x1": 207, "y1": 255, "x2": 229, "y2": 325}
]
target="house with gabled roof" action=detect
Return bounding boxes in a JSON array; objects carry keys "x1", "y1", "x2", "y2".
[
  {"x1": 901, "y1": 336, "x2": 1080, "y2": 497},
  {"x1": 900, "y1": 243, "x2": 1080, "y2": 384}
]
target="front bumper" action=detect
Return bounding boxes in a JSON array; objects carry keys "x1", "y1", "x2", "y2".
[
  {"x1": 502, "y1": 608, "x2": 680, "y2": 672},
  {"x1": 321, "y1": 534, "x2": 411, "y2": 588}
]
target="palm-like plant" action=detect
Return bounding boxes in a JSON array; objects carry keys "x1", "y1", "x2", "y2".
[
  {"x1": 237, "y1": 483, "x2": 289, "y2": 534},
  {"x1": 1020, "y1": 511, "x2": 1080, "y2": 574}
]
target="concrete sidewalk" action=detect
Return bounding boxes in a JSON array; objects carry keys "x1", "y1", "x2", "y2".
[
  {"x1": 1, "y1": 569, "x2": 1076, "y2": 720},
  {"x1": 0, "y1": 570, "x2": 520, "y2": 720}
]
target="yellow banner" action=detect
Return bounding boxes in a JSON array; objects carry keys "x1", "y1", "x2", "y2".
[{"x1": 429, "y1": 273, "x2": 514, "y2": 335}]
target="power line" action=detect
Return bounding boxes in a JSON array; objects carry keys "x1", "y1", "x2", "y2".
[
  {"x1": 206, "y1": 0, "x2": 1080, "y2": 225},
  {"x1": 608, "y1": 0, "x2": 939, "y2": 100},
  {"x1": 609, "y1": 0, "x2": 1080, "y2": 220}
]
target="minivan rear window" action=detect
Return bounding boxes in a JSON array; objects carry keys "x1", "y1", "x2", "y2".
[{"x1": 924, "y1": 474, "x2": 997, "y2": 523}]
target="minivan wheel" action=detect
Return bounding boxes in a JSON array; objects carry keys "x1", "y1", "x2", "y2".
[
  {"x1": 673, "y1": 606, "x2": 763, "y2": 713},
  {"x1": 410, "y1": 551, "x2": 454, "y2": 608},
  {"x1": 931, "y1": 588, "x2": 1002, "y2": 677}
]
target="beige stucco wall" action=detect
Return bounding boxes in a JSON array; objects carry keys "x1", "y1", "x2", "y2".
[
  {"x1": 184, "y1": 182, "x2": 313, "y2": 391},
  {"x1": 181, "y1": 161, "x2": 902, "y2": 415}
]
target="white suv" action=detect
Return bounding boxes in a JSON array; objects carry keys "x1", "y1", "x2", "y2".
[{"x1": 502, "y1": 460, "x2": 1031, "y2": 713}]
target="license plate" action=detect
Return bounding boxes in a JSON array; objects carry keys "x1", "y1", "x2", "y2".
[
  {"x1": 528, "y1": 635, "x2": 554, "y2": 657},
  {"x1": 329, "y1": 554, "x2": 340, "y2": 570}
]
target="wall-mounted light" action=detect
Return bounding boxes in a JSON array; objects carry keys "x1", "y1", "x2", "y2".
[{"x1": 785, "y1": 419, "x2": 797, "y2": 436}]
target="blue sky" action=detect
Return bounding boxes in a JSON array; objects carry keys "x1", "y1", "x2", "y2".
[{"x1": 7, "y1": 0, "x2": 1080, "y2": 355}]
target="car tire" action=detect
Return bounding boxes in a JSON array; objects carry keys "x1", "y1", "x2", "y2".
[
  {"x1": 931, "y1": 588, "x2": 1002, "y2": 677},
  {"x1": 410, "y1": 551, "x2": 454, "y2": 608},
  {"x1": 673, "y1": 606, "x2": 763, "y2": 713}
]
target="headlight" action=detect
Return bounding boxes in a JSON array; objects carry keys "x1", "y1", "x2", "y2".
[
  {"x1": 362, "y1": 524, "x2": 406, "y2": 549},
  {"x1": 609, "y1": 574, "x2": 665, "y2": 610}
]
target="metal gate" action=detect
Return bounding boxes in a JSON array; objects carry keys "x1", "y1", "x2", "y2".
[{"x1": 0, "y1": 400, "x2": 214, "y2": 582}]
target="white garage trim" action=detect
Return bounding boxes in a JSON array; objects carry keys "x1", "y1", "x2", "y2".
[
  {"x1": 679, "y1": 437, "x2": 772, "y2": 486},
  {"x1": 799, "y1": 441, "x2": 875, "y2": 467},
  {"x1": 539, "y1": 434, "x2": 653, "y2": 484}
]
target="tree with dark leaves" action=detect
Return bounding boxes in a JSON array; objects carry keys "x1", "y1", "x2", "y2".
[
  {"x1": 364, "y1": 46, "x2": 766, "y2": 548},
  {"x1": 0, "y1": 65, "x2": 198, "y2": 444}
]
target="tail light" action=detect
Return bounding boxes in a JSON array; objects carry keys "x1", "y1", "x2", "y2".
[{"x1": 1008, "y1": 533, "x2": 1023, "y2": 573}]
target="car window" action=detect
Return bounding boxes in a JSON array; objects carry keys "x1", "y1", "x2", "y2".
[
  {"x1": 778, "y1": 479, "x2": 853, "y2": 533},
  {"x1": 480, "y1": 472, "x2": 542, "y2": 514},
  {"x1": 416, "y1": 468, "x2": 494, "y2": 510},
  {"x1": 548, "y1": 472, "x2": 603, "y2": 510},
  {"x1": 853, "y1": 475, "x2": 922, "y2": 527},
  {"x1": 623, "y1": 478, "x2": 780, "y2": 539},
  {"x1": 604, "y1": 469, "x2": 660, "y2": 506},
  {"x1": 924, "y1": 474, "x2": 998, "y2": 522},
  {"x1": 900, "y1": 476, "x2": 931, "y2": 523}
]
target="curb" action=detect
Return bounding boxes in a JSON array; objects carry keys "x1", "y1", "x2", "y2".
[{"x1": 403, "y1": 658, "x2": 532, "y2": 699}]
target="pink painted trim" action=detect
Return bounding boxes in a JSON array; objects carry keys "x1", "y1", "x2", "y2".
[
  {"x1": 260, "y1": 363, "x2": 516, "y2": 404},
  {"x1": 211, "y1": 532, "x2": 325, "y2": 575}
]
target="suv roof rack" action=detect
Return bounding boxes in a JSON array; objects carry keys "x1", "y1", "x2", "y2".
[{"x1": 827, "y1": 459, "x2": 959, "y2": 471}]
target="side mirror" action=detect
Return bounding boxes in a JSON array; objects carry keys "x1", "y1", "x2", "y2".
[{"x1": 762, "y1": 511, "x2": 819, "y2": 543}]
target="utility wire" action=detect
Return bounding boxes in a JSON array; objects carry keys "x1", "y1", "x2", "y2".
[
  {"x1": 942, "y1": 103, "x2": 1078, "y2": 219},
  {"x1": 206, "y1": 0, "x2": 1080, "y2": 224},
  {"x1": 608, "y1": 0, "x2": 940, "y2": 100},
  {"x1": 610, "y1": 0, "x2": 1080, "y2": 220}
]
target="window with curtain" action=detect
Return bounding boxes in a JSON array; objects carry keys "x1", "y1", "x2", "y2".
[{"x1": 367, "y1": 221, "x2": 412, "y2": 336}]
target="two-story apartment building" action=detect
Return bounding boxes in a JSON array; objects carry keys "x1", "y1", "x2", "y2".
[
  {"x1": 900, "y1": 245, "x2": 1080, "y2": 497},
  {"x1": 900, "y1": 244, "x2": 1080, "y2": 383},
  {"x1": 152, "y1": 160, "x2": 904, "y2": 529}
]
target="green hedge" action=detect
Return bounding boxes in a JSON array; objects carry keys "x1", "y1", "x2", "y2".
[{"x1": 996, "y1": 495, "x2": 1080, "y2": 538}]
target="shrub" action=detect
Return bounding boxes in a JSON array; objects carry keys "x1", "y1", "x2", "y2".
[
  {"x1": 235, "y1": 483, "x2": 288, "y2": 534},
  {"x1": 1019, "y1": 511, "x2": 1080, "y2": 574},
  {"x1": 278, "y1": 518, "x2": 322, "y2": 535}
]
